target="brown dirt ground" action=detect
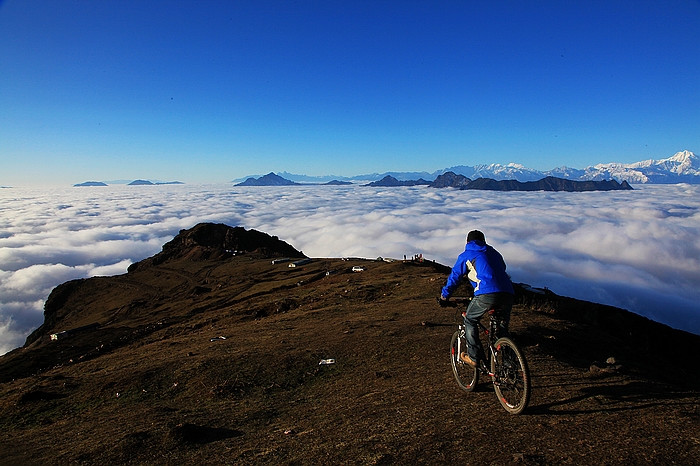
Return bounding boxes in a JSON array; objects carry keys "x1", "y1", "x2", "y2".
[{"x1": 1, "y1": 252, "x2": 699, "y2": 465}]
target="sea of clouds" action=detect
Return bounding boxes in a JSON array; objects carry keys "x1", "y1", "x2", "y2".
[{"x1": 1, "y1": 183, "x2": 699, "y2": 355}]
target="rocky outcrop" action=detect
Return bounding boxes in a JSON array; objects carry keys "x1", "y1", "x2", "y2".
[
  {"x1": 429, "y1": 171, "x2": 471, "y2": 188},
  {"x1": 128, "y1": 223, "x2": 305, "y2": 271},
  {"x1": 24, "y1": 279, "x2": 88, "y2": 346}
]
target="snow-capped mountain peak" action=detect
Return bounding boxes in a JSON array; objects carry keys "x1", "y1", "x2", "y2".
[
  {"x1": 240, "y1": 150, "x2": 698, "y2": 185},
  {"x1": 585, "y1": 150, "x2": 698, "y2": 183},
  {"x1": 669, "y1": 150, "x2": 696, "y2": 164},
  {"x1": 464, "y1": 150, "x2": 699, "y2": 184}
]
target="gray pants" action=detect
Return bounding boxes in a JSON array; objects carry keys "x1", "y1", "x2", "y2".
[{"x1": 464, "y1": 292, "x2": 514, "y2": 361}]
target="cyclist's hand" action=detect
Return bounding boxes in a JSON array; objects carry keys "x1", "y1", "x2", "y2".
[{"x1": 438, "y1": 295, "x2": 450, "y2": 307}]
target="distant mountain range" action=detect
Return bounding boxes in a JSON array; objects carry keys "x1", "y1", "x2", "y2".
[
  {"x1": 74, "y1": 180, "x2": 184, "y2": 187},
  {"x1": 127, "y1": 180, "x2": 184, "y2": 186},
  {"x1": 237, "y1": 172, "x2": 632, "y2": 192},
  {"x1": 236, "y1": 172, "x2": 352, "y2": 186},
  {"x1": 363, "y1": 173, "x2": 633, "y2": 191},
  {"x1": 236, "y1": 150, "x2": 698, "y2": 185}
]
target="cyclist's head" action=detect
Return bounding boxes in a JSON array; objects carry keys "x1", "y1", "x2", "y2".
[{"x1": 466, "y1": 230, "x2": 485, "y2": 243}]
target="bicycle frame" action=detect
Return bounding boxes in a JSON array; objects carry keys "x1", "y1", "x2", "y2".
[{"x1": 458, "y1": 308, "x2": 499, "y2": 377}]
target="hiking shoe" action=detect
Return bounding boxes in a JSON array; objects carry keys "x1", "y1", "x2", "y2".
[{"x1": 459, "y1": 352, "x2": 476, "y2": 367}]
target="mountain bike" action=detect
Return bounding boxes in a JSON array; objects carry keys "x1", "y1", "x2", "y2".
[{"x1": 442, "y1": 297, "x2": 531, "y2": 414}]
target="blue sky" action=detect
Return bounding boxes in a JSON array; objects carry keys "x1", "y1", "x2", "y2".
[{"x1": 1, "y1": 0, "x2": 699, "y2": 185}]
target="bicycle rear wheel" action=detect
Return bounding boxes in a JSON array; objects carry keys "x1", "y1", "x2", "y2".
[
  {"x1": 450, "y1": 330, "x2": 478, "y2": 391},
  {"x1": 491, "y1": 337, "x2": 530, "y2": 414}
]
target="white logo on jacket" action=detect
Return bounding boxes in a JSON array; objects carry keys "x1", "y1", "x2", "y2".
[{"x1": 467, "y1": 259, "x2": 481, "y2": 291}]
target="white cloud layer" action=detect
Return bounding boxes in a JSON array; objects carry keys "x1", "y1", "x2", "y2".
[{"x1": 1, "y1": 183, "x2": 699, "y2": 355}]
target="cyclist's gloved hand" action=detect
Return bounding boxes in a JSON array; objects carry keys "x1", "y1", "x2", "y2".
[{"x1": 438, "y1": 295, "x2": 450, "y2": 307}]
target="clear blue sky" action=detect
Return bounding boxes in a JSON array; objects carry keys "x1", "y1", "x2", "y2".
[{"x1": 1, "y1": 0, "x2": 699, "y2": 185}]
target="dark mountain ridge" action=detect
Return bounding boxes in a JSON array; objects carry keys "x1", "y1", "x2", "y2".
[
  {"x1": 364, "y1": 175, "x2": 431, "y2": 187},
  {"x1": 429, "y1": 171, "x2": 471, "y2": 188},
  {"x1": 236, "y1": 172, "x2": 300, "y2": 186},
  {"x1": 370, "y1": 172, "x2": 633, "y2": 191},
  {"x1": 1, "y1": 223, "x2": 698, "y2": 464},
  {"x1": 236, "y1": 173, "x2": 352, "y2": 187},
  {"x1": 24, "y1": 224, "x2": 305, "y2": 348},
  {"x1": 128, "y1": 223, "x2": 305, "y2": 271},
  {"x1": 237, "y1": 172, "x2": 632, "y2": 191},
  {"x1": 455, "y1": 175, "x2": 633, "y2": 191},
  {"x1": 74, "y1": 181, "x2": 108, "y2": 187}
]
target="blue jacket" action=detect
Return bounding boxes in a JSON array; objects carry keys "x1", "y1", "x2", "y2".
[{"x1": 441, "y1": 240, "x2": 514, "y2": 298}]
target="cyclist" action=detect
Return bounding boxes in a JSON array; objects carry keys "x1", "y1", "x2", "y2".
[{"x1": 439, "y1": 230, "x2": 514, "y2": 367}]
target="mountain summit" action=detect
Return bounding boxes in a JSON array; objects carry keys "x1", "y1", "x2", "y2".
[
  {"x1": 128, "y1": 223, "x2": 304, "y2": 270},
  {"x1": 585, "y1": 150, "x2": 700, "y2": 183},
  {"x1": 631, "y1": 150, "x2": 699, "y2": 176},
  {"x1": 236, "y1": 172, "x2": 300, "y2": 186}
]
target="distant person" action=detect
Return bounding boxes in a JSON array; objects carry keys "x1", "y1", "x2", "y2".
[{"x1": 439, "y1": 230, "x2": 514, "y2": 367}]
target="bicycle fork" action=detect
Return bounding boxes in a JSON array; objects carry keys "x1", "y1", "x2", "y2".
[{"x1": 456, "y1": 327, "x2": 467, "y2": 360}]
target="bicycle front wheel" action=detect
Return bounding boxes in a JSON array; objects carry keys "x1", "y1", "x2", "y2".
[
  {"x1": 450, "y1": 330, "x2": 478, "y2": 392},
  {"x1": 491, "y1": 337, "x2": 530, "y2": 414}
]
